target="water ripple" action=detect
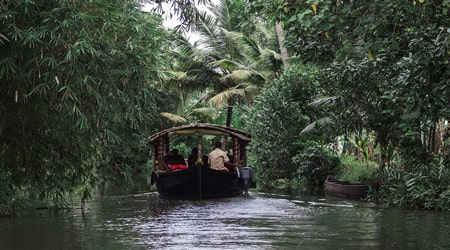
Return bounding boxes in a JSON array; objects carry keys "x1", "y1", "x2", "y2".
[{"x1": 1, "y1": 192, "x2": 450, "y2": 250}]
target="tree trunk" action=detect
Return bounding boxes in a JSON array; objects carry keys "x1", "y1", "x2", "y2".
[
  {"x1": 276, "y1": 21, "x2": 290, "y2": 69},
  {"x1": 225, "y1": 105, "x2": 233, "y2": 128},
  {"x1": 222, "y1": 105, "x2": 234, "y2": 150}
]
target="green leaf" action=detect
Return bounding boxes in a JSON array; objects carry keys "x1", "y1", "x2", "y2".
[{"x1": 400, "y1": 112, "x2": 420, "y2": 120}]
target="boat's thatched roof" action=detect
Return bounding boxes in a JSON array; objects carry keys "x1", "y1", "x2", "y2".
[{"x1": 149, "y1": 123, "x2": 251, "y2": 143}]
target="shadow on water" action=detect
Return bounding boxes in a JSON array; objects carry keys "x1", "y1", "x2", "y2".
[{"x1": 1, "y1": 192, "x2": 450, "y2": 249}]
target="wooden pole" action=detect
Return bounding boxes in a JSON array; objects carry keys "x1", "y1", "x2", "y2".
[
  {"x1": 157, "y1": 137, "x2": 165, "y2": 171},
  {"x1": 197, "y1": 134, "x2": 203, "y2": 165},
  {"x1": 233, "y1": 137, "x2": 239, "y2": 166}
]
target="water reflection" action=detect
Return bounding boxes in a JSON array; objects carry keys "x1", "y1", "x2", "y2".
[{"x1": 1, "y1": 192, "x2": 449, "y2": 249}]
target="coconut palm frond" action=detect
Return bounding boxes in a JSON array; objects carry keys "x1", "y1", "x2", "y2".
[
  {"x1": 247, "y1": 50, "x2": 282, "y2": 81},
  {"x1": 211, "y1": 59, "x2": 239, "y2": 71},
  {"x1": 199, "y1": 91, "x2": 216, "y2": 103},
  {"x1": 249, "y1": 69, "x2": 270, "y2": 82},
  {"x1": 222, "y1": 29, "x2": 252, "y2": 51},
  {"x1": 195, "y1": 9, "x2": 221, "y2": 51},
  {"x1": 252, "y1": 69, "x2": 273, "y2": 82},
  {"x1": 209, "y1": 88, "x2": 246, "y2": 108},
  {"x1": 161, "y1": 71, "x2": 194, "y2": 90},
  {"x1": 160, "y1": 112, "x2": 187, "y2": 124},
  {"x1": 156, "y1": 70, "x2": 177, "y2": 83},
  {"x1": 190, "y1": 107, "x2": 220, "y2": 120},
  {"x1": 220, "y1": 70, "x2": 252, "y2": 83},
  {"x1": 301, "y1": 117, "x2": 334, "y2": 134},
  {"x1": 161, "y1": 71, "x2": 186, "y2": 80},
  {"x1": 241, "y1": 83, "x2": 260, "y2": 94},
  {"x1": 209, "y1": 92, "x2": 228, "y2": 108},
  {"x1": 259, "y1": 48, "x2": 282, "y2": 62},
  {"x1": 222, "y1": 29, "x2": 246, "y2": 41},
  {"x1": 308, "y1": 96, "x2": 339, "y2": 107}
]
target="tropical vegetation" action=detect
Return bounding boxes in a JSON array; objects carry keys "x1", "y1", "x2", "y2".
[
  {"x1": 0, "y1": 0, "x2": 449, "y2": 215},
  {"x1": 247, "y1": 0, "x2": 450, "y2": 209},
  {"x1": 0, "y1": 0, "x2": 172, "y2": 215},
  {"x1": 161, "y1": 0, "x2": 282, "y2": 127}
]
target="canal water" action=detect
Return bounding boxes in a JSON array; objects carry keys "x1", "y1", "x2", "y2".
[{"x1": 0, "y1": 192, "x2": 449, "y2": 249}]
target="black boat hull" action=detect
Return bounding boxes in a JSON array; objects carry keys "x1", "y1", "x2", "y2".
[{"x1": 152, "y1": 165, "x2": 244, "y2": 199}]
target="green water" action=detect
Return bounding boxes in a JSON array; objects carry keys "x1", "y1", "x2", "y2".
[{"x1": 1, "y1": 192, "x2": 449, "y2": 249}]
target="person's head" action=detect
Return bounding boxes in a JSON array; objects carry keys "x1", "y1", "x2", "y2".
[
  {"x1": 191, "y1": 147, "x2": 198, "y2": 155},
  {"x1": 171, "y1": 149, "x2": 179, "y2": 155},
  {"x1": 214, "y1": 141, "x2": 222, "y2": 149}
]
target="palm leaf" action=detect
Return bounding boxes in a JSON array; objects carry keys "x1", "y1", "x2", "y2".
[
  {"x1": 211, "y1": 59, "x2": 239, "y2": 71},
  {"x1": 209, "y1": 88, "x2": 246, "y2": 108},
  {"x1": 221, "y1": 70, "x2": 252, "y2": 82},
  {"x1": 308, "y1": 96, "x2": 339, "y2": 107},
  {"x1": 301, "y1": 117, "x2": 334, "y2": 134},
  {"x1": 190, "y1": 107, "x2": 220, "y2": 120},
  {"x1": 160, "y1": 112, "x2": 187, "y2": 123}
]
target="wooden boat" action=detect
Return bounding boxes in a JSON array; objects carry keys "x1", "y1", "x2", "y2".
[
  {"x1": 324, "y1": 176, "x2": 370, "y2": 199},
  {"x1": 149, "y1": 123, "x2": 255, "y2": 199}
]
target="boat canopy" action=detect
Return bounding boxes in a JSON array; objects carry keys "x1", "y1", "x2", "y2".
[
  {"x1": 149, "y1": 123, "x2": 251, "y2": 143},
  {"x1": 149, "y1": 123, "x2": 251, "y2": 171}
]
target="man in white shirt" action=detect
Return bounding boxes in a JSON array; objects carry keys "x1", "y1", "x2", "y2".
[{"x1": 208, "y1": 141, "x2": 233, "y2": 172}]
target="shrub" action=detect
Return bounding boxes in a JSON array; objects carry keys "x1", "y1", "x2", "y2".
[
  {"x1": 293, "y1": 144, "x2": 341, "y2": 194},
  {"x1": 337, "y1": 155, "x2": 379, "y2": 183},
  {"x1": 245, "y1": 64, "x2": 325, "y2": 193},
  {"x1": 374, "y1": 155, "x2": 450, "y2": 210}
]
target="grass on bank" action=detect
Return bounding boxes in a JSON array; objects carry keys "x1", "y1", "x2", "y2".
[{"x1": 336, "y1": 155, "x2": 379, "y2": 184}]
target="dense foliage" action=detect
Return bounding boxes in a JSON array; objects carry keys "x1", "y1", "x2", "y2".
[
  {"x1": 246, "y1": 64, "x2": 332, "y2": 192},
  {"x1": 248, "y1": 0, "x2": 449, "y2": 208},
  {"x1": 252, "y1": 0, "x2": 449, "y2": 159},
  {"x1": 0, "y1": 0, "x2": 170, "y2": 215},
  {"x1": 292, "y1": 143, "x2": 340, "y2": 194},
  {"x1": 374, "y1": 156, "x2": 450, "y2": 210}
]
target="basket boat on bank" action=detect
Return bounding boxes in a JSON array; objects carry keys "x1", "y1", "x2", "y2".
[
  {"x1": 324, "y1": 175, "x2": 370, "y2": 199},
  {"x1": 149, "y1": 123, "x2": 255, "y2": 199}
]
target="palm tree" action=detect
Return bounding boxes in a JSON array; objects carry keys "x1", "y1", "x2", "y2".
[
  {"x1": 161, "y1": 0, "x2": 282, "y2": 127},
  {"x1": 158, "y1": 31, "x2": 221, "y2": 124},
  {"x1": 194, "y1": 0, "x2": 282, "y2": 127}
]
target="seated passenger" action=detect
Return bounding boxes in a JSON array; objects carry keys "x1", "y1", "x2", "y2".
[
  {"x1": 226, "y1": 154, "x2": 235, "y2": 172},
  {"x1": 165, "y1": 149, "x2": 187, "y2": 170},
  {"x1": 202, "y1": 155, "x2": 209, "y2": 167},
  {"x1": 208, "y1": 142, "x2": 235, "y2": 172},
  {"x1": 187, "y1": 147, "x2": 199, "y2": 168}
]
